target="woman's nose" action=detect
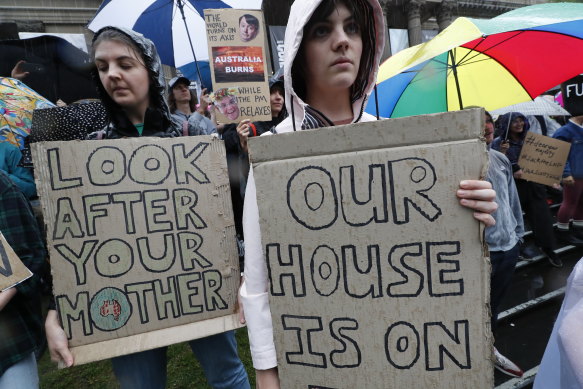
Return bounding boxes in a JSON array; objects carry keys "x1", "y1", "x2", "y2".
[{"x1": 332, "y1": 27, "x2": 349, "y2": 51}]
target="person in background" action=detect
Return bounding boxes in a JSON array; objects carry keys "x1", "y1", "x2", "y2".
[
  {"x1": 482, "y1": 109, "x2": 525, "y2": 378},
  {"x1": 0, "y1": 170, "x2": 46, "y2": 389},
  {"x1": 239, "y1": 0, "x2": 497, "y2": 387},
  {"x1": 167, "y1": 76, "x2": 216, "y2": 136},
  {"x1": 553, "y1": 114, "x2": 583, "y2": 245},
  {"x1": 44, "y1": 26, "x2": 250, "y2": 389},
  {"x1": 237, "y1": 71, "x2": 286, "y2": 154},
  {"x1": 492, "y1": 112, "x2": 562, "y2": 268}
]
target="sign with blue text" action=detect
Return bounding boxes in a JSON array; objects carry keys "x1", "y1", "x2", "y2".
[
  {"x1": 32, "y1": 136, "x2": 241, "y2": 365},
  {"x1": 249, "y1": 109, "x2": 493, "y2": 388}
]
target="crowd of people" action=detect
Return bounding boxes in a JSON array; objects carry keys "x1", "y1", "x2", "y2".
[{"x1": 0, "y1": 0, "x2": 581, "y2": 388}]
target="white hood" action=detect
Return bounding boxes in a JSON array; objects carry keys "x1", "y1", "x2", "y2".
[{"x1": 278, "y1": 0, "x2": 386, "y2": 132}]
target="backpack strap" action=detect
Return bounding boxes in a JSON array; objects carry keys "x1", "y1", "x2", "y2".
[{"x1": 182, "y1": 120, "x2": 189, "y2": 136}]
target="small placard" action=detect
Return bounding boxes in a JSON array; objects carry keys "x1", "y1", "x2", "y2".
[{"x1": 519, "y1": 132, "x2": 571, "y2": 186}]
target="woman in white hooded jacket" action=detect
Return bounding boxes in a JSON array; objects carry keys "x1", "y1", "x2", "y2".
[{"x1": 240, "y1": 0, "x2": 497, "y2": 387}]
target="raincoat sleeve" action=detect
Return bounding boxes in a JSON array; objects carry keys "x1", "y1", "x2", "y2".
[
  {"x1": 1, "y1": 144, "x2": 36, "y2": 198},
  {"x1": 240, "y1": 167, "x2": 278, "y2": 370},
  {"x1": 187, "y1": 112, "x2": 217, "y2": 136}
]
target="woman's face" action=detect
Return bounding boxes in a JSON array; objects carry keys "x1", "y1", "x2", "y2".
[
  {"x1": 94, "y1": 40, "x2": 150, "y2": 115},
  {"x1": 270, "y1": 88, "x2": 284, "y2": 117},
  {"x1": 509, "y1": 117, "x2": 525, "y2": 135},
  {"x1": 302, "y1": 3, "x2": 362, "y2": 100},
  {"x1": 217, "y1": 95, "x2": 239, "y2": 120}
]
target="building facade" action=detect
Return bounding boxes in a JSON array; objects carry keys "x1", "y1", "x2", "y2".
[{"x1": 0, "y1": 0, "x2": 550, "y2": 70}]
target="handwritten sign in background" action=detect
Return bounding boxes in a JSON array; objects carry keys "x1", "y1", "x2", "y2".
[
  {"x1": 32, "y1": 137, "x2": 241, "y2": 364},
  {"x1": 519, "y1": 132, "x2": 570, "y2": 186},
  {"x1": 249, "y1": 110, "x2": 493, "y2": 388},
  {"x1": 205, "y1": 8, "x2": 271, "y2": 123}
]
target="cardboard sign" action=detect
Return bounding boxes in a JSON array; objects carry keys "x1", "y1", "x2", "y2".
[
  {"x1": 32, "y1": 137, "x2": 242, "y2": 365},
  {"x1": 0, "y1": 232, "x2": 33, "y2": 291},
  {"x1": 518, "y1": 132, "x2": 571, "y2": 186},
  {"x1": 249, "y1": 110, "x2": 493, "y2": 388},
  {"x1": 561, "y1": 74, "x2": 583, "y2": 116},
  {"x1": 205, "y1": 8, "x2": 271, "y2": 123}
]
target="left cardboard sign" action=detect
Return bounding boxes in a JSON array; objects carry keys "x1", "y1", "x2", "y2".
[
  {"x1": 32, "y1": 136, "x2": 242, "y2": 365},
  {"x1": 0, "y1": 232, "x2": 33, "y2": 291}
]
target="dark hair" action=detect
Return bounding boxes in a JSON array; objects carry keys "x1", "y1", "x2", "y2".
[
  {"x1": 239, "y1": 14, "x2": 259, "y2": 28},
  {"x1": 167, "y1": 85, "x2": 197, "y2": 114},
  {"x1": 291, "y1": 0, "x2": 374, "y2": 103},
  {"x1": 92, "y1": 28, "x2": 143, "y2": 65}
]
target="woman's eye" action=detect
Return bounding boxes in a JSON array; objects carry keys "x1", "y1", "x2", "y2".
[
  {"x1": 346, "y1": 21, "x2": 360, "y2": 35},
  {"x1": 312, "y1": 25, "x2": 330, "y2": 38}
]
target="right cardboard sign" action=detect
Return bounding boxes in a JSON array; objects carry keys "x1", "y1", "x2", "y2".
[{"x1": 249, "y1": 109, "x2": 493, "y2": 388}]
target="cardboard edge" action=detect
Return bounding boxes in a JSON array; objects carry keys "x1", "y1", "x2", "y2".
[
  {"x1": 249, "y1": 109, "x2": 485, "y2": 163},
  {"x1": 61, "y1": 313, "x2": 244, "y2": 368}
]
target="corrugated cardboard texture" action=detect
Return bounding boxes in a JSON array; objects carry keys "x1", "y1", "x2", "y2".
[
  {"x1": 249, "y1": 109, "x2": 493, "y2": 388},
  {"x1": 0, "y1": 232, "x2": 33, "y2": 291},
  {"x1": 32, "y1": 136, "x2": 240, "y2": 362}
]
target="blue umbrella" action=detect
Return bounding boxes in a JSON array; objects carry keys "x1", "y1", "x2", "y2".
[{"x1": 88, "y1": 0, "x2": 262, "y2": 88}]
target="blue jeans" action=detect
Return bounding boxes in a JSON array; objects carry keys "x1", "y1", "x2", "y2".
[
  {"x1": 0, "y1": 352, "x2": 38, "y2": 389},
  {"x1": 490, "y1": 242, "x2": 520, "y2": 334},
  {"x1": 111, "y1": 331, "x2": 250, "y2": 389}
]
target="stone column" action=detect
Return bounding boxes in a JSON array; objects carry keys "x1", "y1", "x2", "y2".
[
  {"x1": 437, "y1": 0, "x2": 456, "y2": 32},
  {"x1": 406, "y1": 0, "x2": 425, "y2": 47}
]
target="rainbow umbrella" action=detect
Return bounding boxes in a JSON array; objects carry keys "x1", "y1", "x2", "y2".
[
  {"x1": 366, "y1": 3, "x2": 583, "y2": 119},
  {"x1": 0, "y1": 77, "x2": 54, "y2": 148}
]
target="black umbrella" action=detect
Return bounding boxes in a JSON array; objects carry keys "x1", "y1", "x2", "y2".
[{"x1": 0, "y1": 35, "x2": 98, "y2": 104}]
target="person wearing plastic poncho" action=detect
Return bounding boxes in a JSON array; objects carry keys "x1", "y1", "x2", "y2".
[
  {"x1": 534, "y1": 259, "x2": 583, "y2": 388},
  {"x1": 238, "y1": 0, "x2": 498, "y2": 387}
]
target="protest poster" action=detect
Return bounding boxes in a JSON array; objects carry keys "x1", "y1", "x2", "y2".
[
  {"x1": 561, "y1": 74, "x2": 583, "y2": 116},
  {"x1": 0, "y1": 232, "x2": 33, "y2": 291},
  {"x1": 518, "y1": 132, "x2": 570, "y2": 186},
  {"x1": 32, "y1": 136, "x2": 241, "y2": 365},
  {"x1": 248, "y1": 109, "x2": 493, "y2": 388},
  {"x1": 205, "y1": 8, "x2": 271, "y2": 123}
]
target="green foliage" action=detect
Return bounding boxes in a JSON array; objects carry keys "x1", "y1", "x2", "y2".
[{"x1": 39, "y1": 329, "x2": 256, "y2": 388}]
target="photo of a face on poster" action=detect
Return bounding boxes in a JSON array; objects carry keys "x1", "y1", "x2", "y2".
[
  {"x1": 239, "y1": 14, "x2": 259, "y2": 42},
  {"x1": 211, "y1": 88, "x2": 240, "y2": 121}
]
